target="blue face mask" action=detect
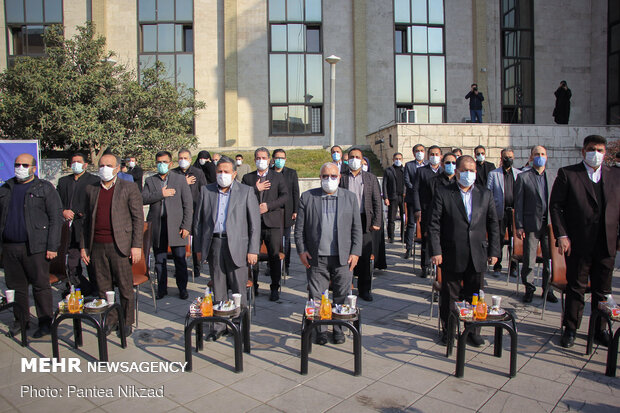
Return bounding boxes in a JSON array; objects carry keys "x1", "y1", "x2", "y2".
[
  {"x1": 274, "y1": 158, "x2": 286, "y2": 169},
  {"x1": 533, "y1": 156, "x2": 547, "y2": 168},
  {"x1": 332, "y1": 152, "x2": 341, "y2": 162},
  {"x1": 444, "y1": 163, "x2": 456, "y2": 175},
  {"x1": 458, "y1": 171, "x2": 476, "y2": 187},
  {"x1": 157, "y1": 162, "x2": 169, "y2": 175}
]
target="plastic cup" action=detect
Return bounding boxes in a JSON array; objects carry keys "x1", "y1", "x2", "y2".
[
  {"x1": 5, "y1": 290, "x2": 15, "y2": 303},
  {"x1": 492, "y1": 295, "x2": 501, "y2": 309},
  {"x1": 105, "y1": 291, "x2": 115, "y2": 304},
  {"x1": 347, "y1": 295, "x2": 357, "y2": 309},
  {"x1": 232, "y1": 293, "x2": 242, "y2": 308}
]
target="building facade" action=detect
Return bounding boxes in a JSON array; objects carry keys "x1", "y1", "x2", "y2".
[{"x1": 0, "y1": 0, "x2": 615, "y2": 149}]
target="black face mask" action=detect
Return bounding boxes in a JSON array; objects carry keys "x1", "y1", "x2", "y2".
[{"x1": 502, "y1": 158, "x2": 514, "y2": 168}]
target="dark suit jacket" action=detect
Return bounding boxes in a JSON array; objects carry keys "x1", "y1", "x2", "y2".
[
  {"x1": 475, "y1": 160, "x2": 496, "y2": 187},
  {"x1": 127, "y1": 165, "x2": 144, "y2": 191},
  {"x1": 242, "y1": 169, "x2": 289, "y2": 228},
  {"x1": 82, "y1": 178, "x2": 144, "y2": 256},
  {"x1": 295, "y1": 187, "x2": 363, "y2": 267},
  {"x1": 428, "y1": 182, "x2": 500, "y2": 273},
  {"x1": 550, "y1": 163, "x2": 620, "y2": 258},
  {"x1": 404, "y1": 160, "x2": 428, "y2": 203},
  {"x1": 413, "y1": 164, "x2": 444, "y2": 229},
  {"x1": 339, "y1": 170, "x2": 382, "y2": 233},
  {"x1": 193, "y1": 182, "x2": 261, "y2": 268},
  {"x1": 514, "y1": 168, "x2": 548, "y2": 233},
  {"x1": 171, "y1": 165, "x2": 207, "y2": 206},
  {"x1": 429, "y1": 172, "x2": 455, "y2": 200},
  {"x1": 142, "y1": 172, "x2": 193, "y2": 248},
  {"x1": 57, "y1": 171, "x2": 100, "y2": 244},
  {"x1": 275, "y1": 166, "x2": 300, "y2": 228},
  {"x1": 382, "y1": 165, "x2": 405, "y2": 200}
]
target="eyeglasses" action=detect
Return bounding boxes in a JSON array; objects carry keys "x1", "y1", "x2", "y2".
[
  {"x1": 14, "y1": 163, "x2": 31, "y2": 168},
  {"x1": 321, "y1": 175, "x2": 339, "y2": 179}
]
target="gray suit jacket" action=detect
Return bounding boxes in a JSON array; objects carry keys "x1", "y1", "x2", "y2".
[
  {"x1": 295, "y1": 187, "x2": 363, "y2": 267},
  {"x1": 143, "y1": 172, "x2": 193, "y2": 248},
  {"x1": 514, "y1": 168, "x2": 549, "y2": 233},
  {"x1": 193, "y1": 182, "x2": 261, "y2": 268},
  {"x1": 486, "y1": 166, "x2": 521, "y2": 220}
]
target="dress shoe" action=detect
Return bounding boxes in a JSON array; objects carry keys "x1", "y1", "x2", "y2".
[
  {"x1": 561, "y1": 329, "x2": 576, "y2": 348},
  {"x1": 332, "y1": 332, "x2": 346, "y2": 345},
  {"x1": 523, "y1": 289, "x2": 534, "y2": 303},
  {"x1": 179, "y1": 290, "x2": 189, "y2": 300},
  {"x1": 118, "y1": 325, "x2": 132, "y2": 338},
  {"x1": 359, "y1": 292, "x2": 373, "y2": 302},
  {"x1": 440, "y1": 330, "x2": 448, "y2": 345},
  {"x1": 156, "y1": 292, "x2": 167, "y2": 300},
  {"x1": 33, "y1": 324, "x2": 51, "y2": 338},
  {"x1": 509, "y1": 270, "x2": 518, "y2": 278},
  {"x1": 420, "y1": 266, "x2": 428, "y2": 278},
  {"x1": 544, "y1": 291, "x2": 558, "y2": 303},
  {"x1": 269, "y1": 290, "x2": 279, "y2": 302},
  {"x1": 492, "y1": 271, "x2": 502, "y2": 278},
  {"x1": 404, "y1": 249, "x2": 411, "y2": 259},
  {"x1": 467, "y1": 332, "x2": 484, "y2": 347},
  {"x1": 206, "y1": 330, "x2": 225, "y2": 342},
  {"x1": 594, "y1": 330, "x2": 611, "y2": 348},
  {"x1": 388, "y1": 237, "x2": 394, "y2": 244},
  {"x1": 315, "y1": 332, "x2": 328, "y2": 345}
]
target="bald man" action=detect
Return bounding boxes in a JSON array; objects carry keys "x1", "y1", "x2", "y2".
[{"x1": 0, "y1": 153, "x2": 63, "y2": 338}]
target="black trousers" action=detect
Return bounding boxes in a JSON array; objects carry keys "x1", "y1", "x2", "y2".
[
  {"x1": 355, "y1": 214, "x2": 374, "y2": 295},
  {"x1": 153, "y1": 219, "x2": 188, "y2": 296},
  {"x1": 67, "y1": 247, "x2": 98, "y2": 295},
  {"x1": 2, "y1": 243, "x2": 53, "y2": 326},
  {"x1": 493, "y1": 209, "x2": 516, "y2": 273},
  {"x1": 405, "y1": 202, "x2": 417, "y2": 249},
  {"x1": 283, "y1": 226, "x2": 292, "y2": 271},
  {"x1": 440, "y1": 258, "x2": 482, "y2": 330},
  {"x1": 419, "y1": 213, "x2": 430, "y2": 269},
  {"x1": 254, "y1": 225, "x2": 282, "y2": 291},
  {"x1": 386, "y1": 195, "x2": 404, "y2": 240}
]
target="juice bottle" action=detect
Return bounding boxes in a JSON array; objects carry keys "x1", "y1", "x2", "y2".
[
  {"x1": 471, "y1": 293, "x2": 479, "y2": 306},
  {"x1": 76, "y1": 288, "x2": 83, "y2": 311},
  {"x1": 68, "y1": 286, "x2": 78, "y2": 313},
  {"x1": 475, "y1": 290, "x2": 488, "y2": 320},
  {"x1": 319, "y1": 290, "x2": 332, "y2": 320},
  {"x1": 200, "y1": 287, "x2": 213, "y2": 317}
]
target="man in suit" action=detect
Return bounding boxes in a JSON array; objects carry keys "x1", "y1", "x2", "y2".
[
  {"x1": 339, "y1": 147, "x2": 382, "y2": 301},
  {"x1": 194, "y1": 156, "x2": 260, "y2": 341},
  {"x1": 383, "y1": 152, "x2": 405, "y2": 243},
  {"x1": 272, "y1": 149, "x2": 300, "y2": 276},
  {"x1": 242, "y1": 147, "x2": 289, "y2": 301},
  {"x1": 296, "y1": 162, "x2": 362, "y2": 344},
  {"x1": 474, "y1": 145, "x2": 496, "y2": 187},
  {"x1": 235, "y1": 154, "x2": 252, "y2": 182},
  {"x1": 57, "y1": 152, "x2": 100, "y2": 295},
  {"x1": 81, "y1": 153, "x2": 143, "y2": 336},
  {"x1": 171, "y1": 148, "x2": 207, "y2": 279},
  {"x1": 403, "y1": 144, "x2": 428, "y2": 258},
  {"x1": 143, "y1": 151, "x2": 193, "y2": 300},
  {"x1": 486, "y1": 148, "x2": 521, "y2": 278},
  {"x1": 515, "y1": 146, "x2": 558, "y2": 304},
  {"x1": 550, "y1": 135, "x2": 620, "y2": 348},
  {"x1": 331, "y1": 145, "x2": 349, "y2": 174},
  {"x1": 413, "y1": 145, "x2": 444, "y2": 277},
  {"x1": 126, "y1": 155, "x2": 143, "y2": 191},
  {"x1": 429, "y1": 155, "x2": 500, "y2": 346}
]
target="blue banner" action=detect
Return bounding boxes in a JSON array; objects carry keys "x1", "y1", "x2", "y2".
[{"x1": 0, "y1": 140, "x2": 40, "y2": 186}]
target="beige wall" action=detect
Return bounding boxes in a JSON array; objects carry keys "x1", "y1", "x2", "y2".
[
  {"x1": 101, "y1": 0, "x2": 137, "y2": 71},
  {"x1": 63, "y1": 0, "x2": 87, "y2": 39}
]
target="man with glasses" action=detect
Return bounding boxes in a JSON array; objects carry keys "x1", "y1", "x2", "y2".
[
  {"x1": 143, "y1": 151, "x2": 193, "y2": 300},
  {"x1": 0, "y1": 153, "x2": 62, "y2": 338}
]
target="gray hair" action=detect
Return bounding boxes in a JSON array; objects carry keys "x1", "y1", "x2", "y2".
[
  {"x1": 217, "y1": 155, "x2": 237, "y2": 171},
  {"x1": 178, "y1": 148, "x2": 191, "y2": 157}
]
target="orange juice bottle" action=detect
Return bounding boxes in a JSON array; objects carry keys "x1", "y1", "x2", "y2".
[
  {"x1": 475, "y1": 290, "x2": 488, "y2": 320},
  {"x1": 68, "y1": 286, "x2": 78, "y2": 313},
  {"x1": 319, "y1": 290, "x2": 332, "y2": 320},
  {"x1": 201, "y1": 287, "x2": 213, "y2": 317}
]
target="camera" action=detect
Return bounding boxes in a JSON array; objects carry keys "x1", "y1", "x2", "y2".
[{"x1": 473, "y1": 87, "x2": 478, "y2": 92}]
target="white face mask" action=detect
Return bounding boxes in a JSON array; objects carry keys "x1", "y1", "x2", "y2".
[
  {"x1": 71, "y1": 162, "x2": 84, "y2": 174},
  {"x1": 321, "y1": 178, "x2": 339, "y2": 194},
  {"x1": 362, "y1": 165, "x2": 369, "y2": 172},
  {"x1": 99, "y1": 166, "x2": 116, "y2": 182},
  {"x1": 216, "y1": 173, "x2": 233, "y2": 188},
  {"x1": 475, "y1": 154, "x2": 485, "y2": 163},
  {"x1": 127, "y1": 161, "x2": 136, "y2": 168},
  {"x1": 394, "y1": 160, "x2": 402, "y2": 167},
  {"x1": 236, "y1": 159, "x2": 243, "y2": 166},
  {"x1": 584, "y1": 151, "x2": 604, "y2": 168},
  {"x1": 616, "y1": 162, "x2": 620, "y2": 168},
  {"x1": 414, "y1": 151, "x2": 425, "y2": 162},
  {"x1": 198, "y1": 159, "x2": 207, "y2": 165},
  {"x1": 348, "y1": 158, "x2": 362, "y2": 171},
  {"x1": 178, "y1": 159, "x2": 191, "y2": 170},
  {"x1": 429, "y1": 155, "x2": 441, "y2": 166},
  {"x1": 256, "y1": 159, "x2": 269, "y2": 171},
  {"x1": 458, "y1": 171, "x2": 476, "y2": 188},
  {"x1": 14, "y1": 166, "x2": 32, "y2": 181}
]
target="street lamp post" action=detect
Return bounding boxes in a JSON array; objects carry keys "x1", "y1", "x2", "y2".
[{"x1": 325, "y1": 55, "x2": 341, "y2": 148}]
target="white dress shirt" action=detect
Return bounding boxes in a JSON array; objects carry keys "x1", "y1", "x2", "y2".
[
  {"x1": 583, "y1": 161, "x2": 602, "y2": 183},
  {"x1": 459, "y1": 186, "x2": 473, "y2": 222}
]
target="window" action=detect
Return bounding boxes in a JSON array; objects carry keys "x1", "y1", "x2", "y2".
[
  {"x1": 138, "y1": 0, "x2": 194, "y2": 89},
  {"x1": 5, "y1": 0, "x2": 63, "y2": 65},
  {"x1": 393, "y1": 0, "x2": 446, "y2": 123},
  {"x1": 500, "y1": 0, "x2": 534, "y2": 123},
  {"x1": 608, "y1": 0, "x2": 620, "y2": 124},
  {"x1": 268, "y1": 0, "x2": 323, "y2": 135}
]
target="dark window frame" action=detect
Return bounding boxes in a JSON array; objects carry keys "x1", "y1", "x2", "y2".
[{"x1": 607, "y1": 0, "x2": 620, "y2": 124}]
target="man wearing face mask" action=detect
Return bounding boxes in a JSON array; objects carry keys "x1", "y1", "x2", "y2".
[
  {"x1": 429, "y1": 155, "x2": 499, "y2": 346},
  {"x1": 330, "y1": 145, "x2": 350, "y2": 174},
  {"x1": 412, "y1": 145, "x2": 443, "y2": 277},
  {"x1": 474, "y1": 145, "x2": 496, "y2": 187},
  {"x1": 383, "y1": 153, "x2": 405, "y2": 243},
  {"x1": 81, "y1": 153, "x2": 143, "y2": 337},
  {"x1": 403, "y1": 144, "x2": 428, "y2": 258},
  {"x1": 242, "y1": 147, "x2": 289, "y2": 301},
  {"x1": 0, "y1": 153, "x2": 62, "y2": 338},
  {"x1": 194, "y1": 156, "x2": 260, "y2": 341},
  {"x1": 486, "y1": 148, "x2": 521, "y2": 279},
  {"x1": 295, "y1": 163, "x2": 362, "y2": 344},
  {"x1": 234, "y1": 154, "x2": 251, "y2": 182},
  {"x1": 172, "y1": 149, "x2": 207, "y2": 279},
  {"x1": 56, "y1": 153, "x2": 101, "y2": 296},
  {"x1": 514, "y1": 146, "x2": 557, "y2": 304},
  {"x1": 550, "y1": 135, "x2": 620, "y2": 348},
  {"x1": 126, "y1": 155, "x2": 143, "y2": 191},
  {"x1": 339, "y1": 148, "x2": 382, "y2": 301},
  {"x1": 143, "y1": 151, "x2": 193, "y2": 300},
  {"x1": 212, "y1": 153, "x2": 222, "y2": 165},
  {"x1": 429, "y1": 153, "x2": 458, "y2": 197}
]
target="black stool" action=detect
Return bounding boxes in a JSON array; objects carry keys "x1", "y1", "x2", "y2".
[{"x1": 585, "y1": 307, "x2": 619, "y2": 377}]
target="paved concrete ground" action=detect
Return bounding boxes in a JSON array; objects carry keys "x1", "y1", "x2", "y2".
[{"x1": 0, "y1": 225, "x2": 618, "y2": 412}]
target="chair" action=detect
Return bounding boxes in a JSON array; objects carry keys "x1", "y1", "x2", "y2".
[
  {"x1": 133, "y1": 222, "x2": 156, "y2": 327},
  {"x1": 429, "y1": 264, "x2": 443, "y2": 332},
  {"x1": 49, "y1": 221, "x2": 71, "y2": 287}
]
